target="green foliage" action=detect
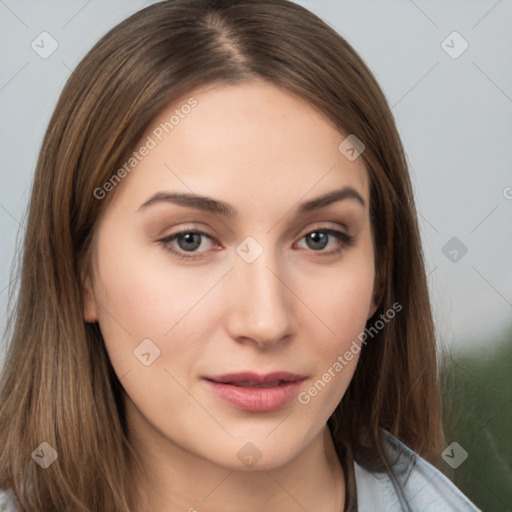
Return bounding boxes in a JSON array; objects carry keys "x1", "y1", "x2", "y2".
[{"x1": 438, "y1": 324, "x2": 512, "y2": 511}]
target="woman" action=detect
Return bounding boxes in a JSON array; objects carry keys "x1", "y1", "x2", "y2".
[{"x1": 0, "y1": 0, "x2": 480, "y2": 510}]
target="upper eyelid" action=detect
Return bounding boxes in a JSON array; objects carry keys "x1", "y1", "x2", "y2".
[
  {"x1": 160, "y1": 225, "x2": 351, "y2": 250},
  {"x1": 161, "y1": 223, "x2": 350, "y2": 242}
]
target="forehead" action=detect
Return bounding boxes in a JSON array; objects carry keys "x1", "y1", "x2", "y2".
[{"x1": 109, "y1": 79, "x2": 369, "y2": 215}]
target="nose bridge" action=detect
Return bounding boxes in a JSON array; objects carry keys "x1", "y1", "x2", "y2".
[{"x1": 228, "y1": 237, "x2": 294, "y2": 344}]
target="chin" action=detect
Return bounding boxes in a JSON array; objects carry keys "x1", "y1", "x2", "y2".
[{"x1": 196, "y1": 432, "x2": 310, "y2": 472}]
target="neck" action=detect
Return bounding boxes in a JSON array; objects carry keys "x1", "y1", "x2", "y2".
[{"x1": 128, "y1": 414, "x2": 345, "y2": 512}]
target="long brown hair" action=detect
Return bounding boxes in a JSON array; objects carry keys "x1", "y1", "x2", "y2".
[{"x1": 0, "y1": 0, "x2": 443, "y2": 510}]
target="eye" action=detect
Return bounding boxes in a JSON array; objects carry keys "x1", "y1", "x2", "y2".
[
  {"x1": 158, "y1": 227, "x2": 355, "y2": 260},
  {"x1": 295, "y1": 228, "x2": 355, "y2": 256},
  {"x1": 159, "y1": 229, "x2": 218, "y2": 260}
]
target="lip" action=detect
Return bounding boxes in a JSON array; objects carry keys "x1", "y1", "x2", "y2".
[{"x1": 203, "y1": 372, "x2": 307, "y2": 412}]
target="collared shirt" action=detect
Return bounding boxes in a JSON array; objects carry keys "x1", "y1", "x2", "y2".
[
  {"x1": 0, "y1": 431, "x2": 481, "y2": 511},
  {"x1": 354, "y1": 429, "x2": 481, "y2": 511}
]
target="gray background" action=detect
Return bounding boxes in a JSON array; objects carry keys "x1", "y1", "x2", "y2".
[
  {"x1": 1, "y1": 1, "x2": 511, "y2": 510},
  {"x1": 1, "y1": 0, "x2": 511, "y2": 360}
]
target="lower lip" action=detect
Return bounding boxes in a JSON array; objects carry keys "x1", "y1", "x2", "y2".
[{"x1": 204, "y1": 379, "x2": 305, "y2": 412}]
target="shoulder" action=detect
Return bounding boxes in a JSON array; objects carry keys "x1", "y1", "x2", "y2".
[
  {"x1": 0, "y1": 488, "x2": 20, "y2": 512},
  {"x1": 353, "y1": 430, "x2": 482, "y2": 511}
]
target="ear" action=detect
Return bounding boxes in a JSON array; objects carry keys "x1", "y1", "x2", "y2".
[
  {"x1": 82, "y1": 273, "x2": 99, "y2": 323},
  {"x1": 367, "y1": 262, "x2": 386, "y2": 320}
]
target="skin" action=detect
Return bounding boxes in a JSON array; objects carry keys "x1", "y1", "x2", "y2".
[{"x1": 83, "y1": 79, "x2": 382, "y2": 512}]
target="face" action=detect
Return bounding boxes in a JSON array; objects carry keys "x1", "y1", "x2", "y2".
[{"x1": 84, "y1": 79, "x2": 381, "y2": 472}]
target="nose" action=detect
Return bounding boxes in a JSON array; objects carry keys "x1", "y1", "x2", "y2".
[{"x1": 226, "y1": 247, "x2": 296, "y2": 348}]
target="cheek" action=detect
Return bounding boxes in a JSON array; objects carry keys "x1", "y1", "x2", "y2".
[
  {"x1": 91, "y1": 240, "x2": 217, "y2": 438},
  {"x1": 316, "y1": 272, "x2": 374, "y2": 328},
  {"x1": 297, "y1": 245, "x2": 376, "y2": 347},
  {"x1": 315, "y1": 278, "x2": 372, "y2": 373},
  {"x1": 293, "y1": 248, "x2": 375, "y2": 403},
  {"x1": 91, "y1": 224, "x2": 215, "y2": 376}
]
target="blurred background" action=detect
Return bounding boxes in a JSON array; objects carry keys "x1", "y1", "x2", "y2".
[{"x1": 0, "y1": 1, "x2": 511, "y2": 510}]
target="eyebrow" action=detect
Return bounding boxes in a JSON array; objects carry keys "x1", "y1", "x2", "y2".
[{"x1": 138, "y1": 186, "x2": 366, "y2": 218}]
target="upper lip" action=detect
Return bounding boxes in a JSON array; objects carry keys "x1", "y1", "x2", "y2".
[{"x1": 204, "y1": 372, "x2": 307, "y2": 385}]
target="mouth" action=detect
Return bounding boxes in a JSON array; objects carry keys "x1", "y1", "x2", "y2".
[
  {"x1": 204, "y1": 371, "x2": 306, "y2": 386},
  {"x1": 203, "y1": 372, "x2": 307, "y2": 412},
  {"x1": 218, "y1": 380, "x2": 289, "y2": 388}
]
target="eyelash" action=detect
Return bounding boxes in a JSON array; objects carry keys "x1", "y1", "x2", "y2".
[{"x1": 158, "y1": 227, "x2": 355, "y2": 261}]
